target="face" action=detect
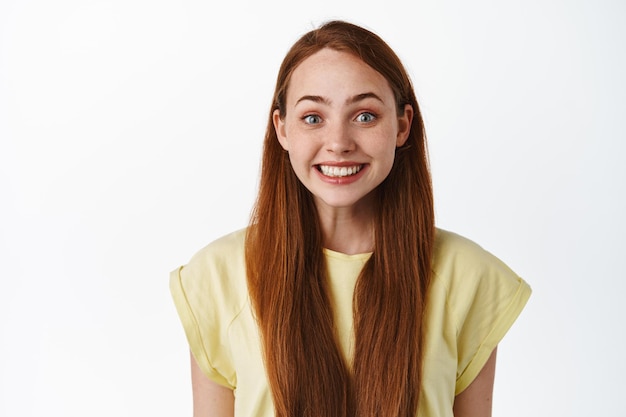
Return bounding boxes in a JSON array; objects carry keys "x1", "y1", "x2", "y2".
[{"x1": 273, "y1": 48, "x2": 413, "y2": 212}]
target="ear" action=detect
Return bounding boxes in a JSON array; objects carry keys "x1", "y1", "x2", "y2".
[
  {"x1": 273, "y1": 109, "x2": 289, "y2": 151},
  {"x1": 396, "y1": 104, "x2": 413, "y2": 147}
]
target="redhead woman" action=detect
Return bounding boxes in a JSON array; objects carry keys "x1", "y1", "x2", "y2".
[{"x1": 170, "y1": 20, "x2": 531, "y2": 417}]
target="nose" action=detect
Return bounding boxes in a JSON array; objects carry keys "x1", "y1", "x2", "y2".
[{"x1": 325, "y1": 122, "x2": 355, "y2": 154}]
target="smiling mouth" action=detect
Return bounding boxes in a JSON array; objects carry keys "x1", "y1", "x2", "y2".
[{"x1": 317, "y1": 164, "x2": 363, "y2": 178}]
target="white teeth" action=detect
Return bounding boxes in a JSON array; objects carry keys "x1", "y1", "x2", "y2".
[{"x1": 319, "y1": 165, "x2": 362, "y2": 177}]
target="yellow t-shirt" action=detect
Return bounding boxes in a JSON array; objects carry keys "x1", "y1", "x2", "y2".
[{"x1": 170, "y1": 228, "x2": 531, "y2": 416}]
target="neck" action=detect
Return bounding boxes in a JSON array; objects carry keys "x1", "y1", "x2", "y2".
[{"x1": 315, "y1": 199, "x2": 375, "y2": 255}]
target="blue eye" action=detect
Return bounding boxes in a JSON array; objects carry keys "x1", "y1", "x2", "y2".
[
  {"x1": 303, "y1": 114, "x2": 322, "y2": 124},
  {"x1": 356, "y1": 112, "x2": 376, "y2": 123}
]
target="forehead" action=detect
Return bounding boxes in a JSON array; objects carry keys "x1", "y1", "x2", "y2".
[{"x1": 286, "y1": 48, "x2": 394, "y2": 104}]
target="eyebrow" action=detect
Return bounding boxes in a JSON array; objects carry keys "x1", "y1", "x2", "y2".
[{"x1": 295, "y1": 92, "x2": 385, "y2": 106}]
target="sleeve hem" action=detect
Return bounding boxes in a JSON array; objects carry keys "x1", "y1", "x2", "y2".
[
  {"x1": 455, "y1": 277, "x2": 531, "y2": 395},
  {"x1": 169, "y1": 266, "x2": 234, "y2": 389}
]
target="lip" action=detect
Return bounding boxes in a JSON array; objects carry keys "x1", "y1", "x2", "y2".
[{"x1": 317, "y1": 161, "x2": 364, "y2": 167}]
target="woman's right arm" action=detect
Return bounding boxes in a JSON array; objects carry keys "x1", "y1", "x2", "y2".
[{"x1": 190, "y1": 351, "x2": 235, "y2": 417}]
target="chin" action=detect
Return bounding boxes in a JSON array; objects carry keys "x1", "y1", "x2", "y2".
[{"x1": 313, "y1": 192, "x2": 376, "y2": 211}]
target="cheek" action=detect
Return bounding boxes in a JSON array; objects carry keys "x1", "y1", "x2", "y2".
[
  {"x1": 375, "y1": 141, "x2": 400, "y2": 175},
  {"x1": 286, "y1": 147, "x2": 313, "y2": 174},
  {"x1": 373, "y1": 135, "x2": 399, "y2": 159},
  {"x1": 285, "y1": 132, "x2": 317, "y2": 159},
  {"x1": 286, "y1": 154, "x2": 314, "y2": 189}
]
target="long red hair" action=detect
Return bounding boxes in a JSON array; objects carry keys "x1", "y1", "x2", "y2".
[{"x1": 245, "y1": 20, "x2": 434, "y2": 417}]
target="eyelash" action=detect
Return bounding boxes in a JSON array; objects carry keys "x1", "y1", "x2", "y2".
[
  {"x1": 301, "y1": 112, "x2": 377, "y2": 125},
  {"x1": 303, "y1": 114, "x2": 322, "y2": 124},
  {"x1": 355, "y1": 112, "x2": 376, "y2": 123}
]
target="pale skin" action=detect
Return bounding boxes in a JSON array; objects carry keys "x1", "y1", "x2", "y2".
[
  {"x1": 274, "y1": 49, "x2": 409, "y2": 254},
  {"x1": 189, "y1": 48, "x2": 497, "y2": 416}
]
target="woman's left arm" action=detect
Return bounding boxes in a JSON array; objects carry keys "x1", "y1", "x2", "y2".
[{"x1": 453, "y1": 347, "x2": 498, "y2": 417}]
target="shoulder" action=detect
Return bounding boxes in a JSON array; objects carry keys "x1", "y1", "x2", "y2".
[
  {"x1": 187, "y1": 228, "x2": 248, "y2": 270},
  {"x1": 190, "y1": 229, "x2": 247, "y2": 263},
  {"x1": 434, "y1": 228, "x2": 504, "y2": 266},
  {"x1": 431, "y1": 228, "x2": 531, "y2": 324},
  {"x1": 433, "y1": 228, "x2": 519, "y2": 286},
  {"x1": 172, "y1": 228, "x2": 249, "y2": 316}
]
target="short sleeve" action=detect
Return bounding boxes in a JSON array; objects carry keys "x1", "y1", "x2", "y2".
[
  {"x1": 169, "y1": 266, "x2": 231, "y2": 387},
  {"x1": 169, "y1": 229, "x2": 249, "y2": 389},
  {"x1": 434, "y1": 230, "x2": 531, "y2": 395}
]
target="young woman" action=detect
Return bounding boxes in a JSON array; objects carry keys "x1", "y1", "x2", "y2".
[{"x1": 170, "y1": 20, "x2": 531, "y2": 417}]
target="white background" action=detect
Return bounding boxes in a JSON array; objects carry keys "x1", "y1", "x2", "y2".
[{"x1": 1, "y1": 0, "x2": 624, "y2": 415}]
